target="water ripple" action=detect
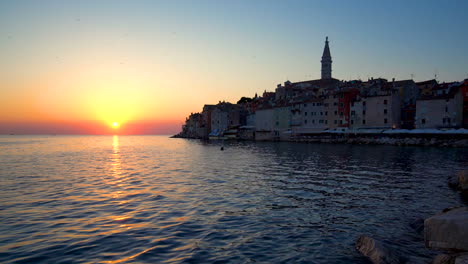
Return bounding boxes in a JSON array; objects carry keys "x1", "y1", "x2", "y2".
[{"x1": 0, "y1": 136, "x2": 467, "y2": 263}]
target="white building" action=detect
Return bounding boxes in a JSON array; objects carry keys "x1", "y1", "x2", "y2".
[
  {"x1": 254, "y1": 108, "x2": 275, "y2": 140},
  {"x1": 350, "y1": 93, "x2": 401, "y2": 129},
  {"x1": 415, "y1": 88, "x2": 463, "y2": 128},
  {"x1": 291, "y1": 99, "x2": 327, "y2": 135}
]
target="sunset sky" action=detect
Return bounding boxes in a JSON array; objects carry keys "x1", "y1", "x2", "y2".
[{"x1": 1, "y1": 0, "x2": 467, "y2": 134}]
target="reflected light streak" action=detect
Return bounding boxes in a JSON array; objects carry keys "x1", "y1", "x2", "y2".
[
  {"x1": 111, "y1": 135, "x2": 121, "y2": 177},
  {"x1": 102, "y1": 245, "x2": 159, "y2": 264}
]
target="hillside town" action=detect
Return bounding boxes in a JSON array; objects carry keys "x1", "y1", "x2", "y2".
[{"x1": 176, "y1": 37, "x2": 468, "y2": 141}]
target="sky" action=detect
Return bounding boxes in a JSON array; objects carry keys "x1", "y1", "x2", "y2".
[{"x1": 1, "y1": 0, "x2": 467, "y2": 134}]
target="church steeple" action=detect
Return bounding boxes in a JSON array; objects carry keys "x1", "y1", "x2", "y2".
[{"x1": 321, "y1": 36, "x2": 332, "y2": 79}]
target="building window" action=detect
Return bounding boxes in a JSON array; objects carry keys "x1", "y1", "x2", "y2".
[
  {"x1": 340, "y1": 103, "x2": 344, "y2": 107},
  {"x1": 422, "y1": 119, "x2": 426, "y2": 125},
  {"x1": 384, "y1": 118, "x2": 388, "y2": 124},
  {"x1": 363, "y1": 101, "x2": 366, "y2": 106},
  {"x1": 304, "y1": 112, "x2": 307, "y2": 116},
  {"x1": 320, "y1": 112, "x2": 323, "y2": 115},
  {"x1": 445, "y1": 106, "x2": 448, "y2": 112},
  {"x1": 312, "y1": 119, "x2": 315, "y2": 124},
  {"x1": 304, "y1": 104, "x2": 307, "y2": 107},
  {"x1": 325, "y1": 111, "x2": 328, "y2": 116},
  {"x1": 334, "y1": 111, "x2": 338, "y2": 115},
  {"x1": 340, "y1": 120, "x2": 343, "y2": 124},
  {"x1": 384, "y1": 99, "x2": 388, "y2": 105},
  {"x1": 363, "y1": 110, "x2": 366, "y2": 115},
  {"x1": 351, "y1": 120, "x2": 354, "y2": 125},
  {"x1": 363, "y1": 120, "x2": 366, "y2": 125},
  {"x1": 340, "y1": 112, "x2": 343, "y2": 116},
  {"x1": 334, "y1": 102, "x2": 337, "y2": 106},
  {"x1": 325, "y1": 120, "x2": 328, "y2": 124},
  {"x1": 304, "y1": 120, "x2": 307, "y2": 124},
  {"x1": 334, "y1": 120, "x2": 337, "y2": 124},
  {"x1": 351, "y1": 102, "x2": 354, "y2": 107},
  {"x1": 351, "y1": 110, "x2": 355, "y2": 116},
  {"x1": 384, "y1": 109, "x2": 387, "y2": 114},
  {"x1": 312, "y1": 103, "x2": 315, "y2": 106}
]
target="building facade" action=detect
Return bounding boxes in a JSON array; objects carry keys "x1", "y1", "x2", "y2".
[{"x1": 350, "y1": 93, "x2": 401, "y2": 129}]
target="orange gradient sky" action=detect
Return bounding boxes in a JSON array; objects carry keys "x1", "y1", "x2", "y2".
[{"x1": 1, "y1": 1, "x2": 467, "y2": 134}]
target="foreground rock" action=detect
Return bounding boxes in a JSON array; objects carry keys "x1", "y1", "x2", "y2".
[
  {"x1": 458, "y1": 171, "x2": 468, "y2": 192},
  {"x1": 433, "y1": 253, "x2": 468, "y2": 264},
  {"x1": 425, "y1": 207, "x2": 468, "y2": 252},
  {"x1": 356, "y1": 235, "x2": 401, "y2": 264}
]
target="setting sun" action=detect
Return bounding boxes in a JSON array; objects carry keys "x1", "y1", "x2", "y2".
[{"x1": 112, "y1": 122, "x2": 120, "y2": 128}]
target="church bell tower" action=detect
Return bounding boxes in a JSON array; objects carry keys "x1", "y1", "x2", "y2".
[{"x1": 321, "y1": 36, "x2": 332, "y2": 79}]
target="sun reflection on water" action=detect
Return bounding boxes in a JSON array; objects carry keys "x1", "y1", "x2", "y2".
[{"x1": 110, "y1": 135, "x2": 123, "y2": 184}]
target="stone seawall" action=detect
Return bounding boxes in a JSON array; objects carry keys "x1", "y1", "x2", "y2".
[
  {"x1": 290, "y1": 134, "x2": 468, "y2": 147},
  {"x1": 173, "y1": 133, "x2": 468, "y2": 147}
]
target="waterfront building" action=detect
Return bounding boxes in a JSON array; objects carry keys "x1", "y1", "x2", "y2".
[
  {"x1": 201, "y1": 104, "x2": 215, "y2": 138},
  {"x1": 415, "y1": 84, "x2": 463, "y2": 129},
  {"x1": 182, "y1": 113, "x2": 206, "y2": 138},
  {"x1": 254, "y1": 104, "x2": 292, "y2": 141},
  {"x1": 254, "y1": 107, "x2": 275, "y2": 140},
  {"x1": 350, "y1": 92, "x2": 401, "y2": 130},
  {"x1": 325, "y1": 86, "x2": 360, "y2": 129},
  {"x1": 210, "y1": 102, "x2": 245, "y2": 134},
  {"x1": 273, "y1": 106, "x2": 292, "y2": 140},
  {"x1": 393, "y1": 79, "x2": 419, "y2": 129},
  {"x1": 291, "y1": 98, "x2": 327, "y2": 135},
  {"x1": 324, "y1": 93, "x2": 340, "y2": 129},
  {"x1": 461, "y1": 80, "x2": 468, "y2": 128},
  {"x1": 239, "y1": 113, "x2": 256, "y2": 140}
]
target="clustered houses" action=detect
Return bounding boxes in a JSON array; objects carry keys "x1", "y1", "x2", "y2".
[{"x1": 178, "y1": 37, "x2": 468, "y2": 140}]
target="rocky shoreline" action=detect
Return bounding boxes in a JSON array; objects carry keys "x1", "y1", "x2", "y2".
[
  {"x1": 172, "y1": 133, "x2": 468, "y2": 148},
  {"x1": 291, "y1": 135, "x2": 468, "y2": 148},
  {"x1": 356, "y1": 171, "x2": 468, "y2": 264}
]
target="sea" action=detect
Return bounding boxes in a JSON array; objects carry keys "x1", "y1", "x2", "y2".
[{"x1": 0, "y1": 135, "x2": 467, "y2": 263}]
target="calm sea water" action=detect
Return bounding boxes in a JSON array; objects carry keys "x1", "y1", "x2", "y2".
[{"x1": 0, "y1": 135, "x2": 467, "y2": 263}]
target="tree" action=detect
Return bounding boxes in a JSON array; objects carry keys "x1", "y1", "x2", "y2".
[{"x1": 237, "y1": 96, "x2": 253, "y2": 104}]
